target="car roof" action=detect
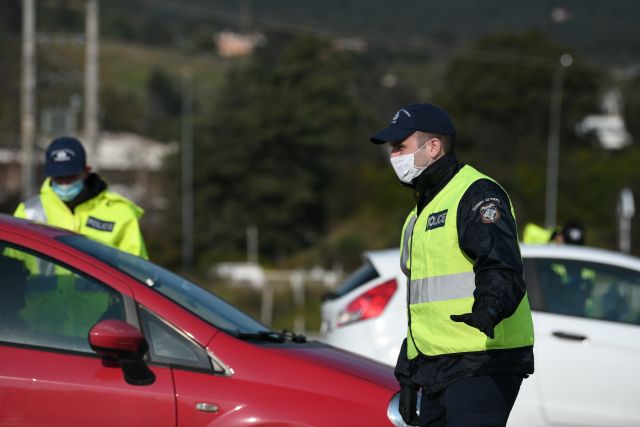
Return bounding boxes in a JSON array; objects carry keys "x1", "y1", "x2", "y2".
[
  {"x1": 0, "y1": 213, "x2": 74, "y2": 240},
  {"x1": 520, "y1": 243, "x2": 640, "y2": 271},
  {"x1": 363, "y1": 249, "x2": 400, "y2": 276},
  {"x1": 361, "y1": 244, "x2": 640, "y2": 275}
]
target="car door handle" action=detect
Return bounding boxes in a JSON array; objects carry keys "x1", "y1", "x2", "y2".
[
  {"x1": 195, "y1": 402, "x2": 219, "y2": 413},
  {"x1": 552, "y1": 331, "x2": 588, "y2": 342}
]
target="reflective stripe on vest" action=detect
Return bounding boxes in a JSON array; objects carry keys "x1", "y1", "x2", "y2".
[
  {"x1": 24, "y1": 196, "x2": 47, "y2": 223},
  {"x1": 409, "y1": 272, "x2": 475, "y2": 304},
  {"x1": 400, "y1": 214, "x2": 417, "y2": 277}
]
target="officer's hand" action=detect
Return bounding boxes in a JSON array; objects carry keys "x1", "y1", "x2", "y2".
[
  {"x1": 399, "y1": 385, "x2": 420, "y2": 426},
  {"x1": 450, "y1": 311, "x2": 495, "y2": 338}
]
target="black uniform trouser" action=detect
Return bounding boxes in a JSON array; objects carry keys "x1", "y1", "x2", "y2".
[{"x1": 419, "y1": 375, "x2": 523, "y2": 427}]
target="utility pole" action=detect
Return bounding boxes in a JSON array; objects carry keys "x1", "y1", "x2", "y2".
[
  {"x1": 618, "y1": 188, "x2": 635, "y2": 253},
  {"x1": 544, "y1": 53, "x2": 573, "y2": 229},
  {"x1": 240, "y1": 0, "x2": 252, "y2": 32},
  {"x1": 181, "y1": 70, "x2": 194, "y2": 272},
  {"x1": 247, "y1": 225, "x2": 258, "y2": 264},
  {"x1": 84, "y1": 0, "x2": 99, "y2": 160},
  {"x1": 21, "y1": 0, "x2": 36, "y2": 200}
]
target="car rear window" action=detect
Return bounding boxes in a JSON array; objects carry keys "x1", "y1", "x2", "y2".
[{"x1": 332, "y1": 262, "x2": 379, "y2": 298}]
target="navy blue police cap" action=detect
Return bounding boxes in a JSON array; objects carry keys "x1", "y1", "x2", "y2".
[
  {"x1": 370, "y1": 103, "x2": 456, "y2": 144},
  {"x1": 44, "y1": 136, "x2": 87, "y2": 177}
]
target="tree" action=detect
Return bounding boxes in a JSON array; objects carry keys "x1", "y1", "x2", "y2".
[
  {"x1": 184, "y1": 36, "x2": 376, "y2": 266},
  {"x1": 436, "y1": 30, "x2": 601, "y2": 230},
  {"x1": 144, "y1": 69, "x2": 182, "y2": 141}
]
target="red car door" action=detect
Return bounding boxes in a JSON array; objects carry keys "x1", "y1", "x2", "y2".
[
  {"x1": 0, "y1": 346, "x2": 176, "y2": 427},
  {"x1": 0, "y1": 240, "x2": 176, "y2": 427}
]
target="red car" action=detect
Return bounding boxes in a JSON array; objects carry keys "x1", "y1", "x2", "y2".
[{"x1": 0, "y1": 215, "x2": 405, "y2": 426}]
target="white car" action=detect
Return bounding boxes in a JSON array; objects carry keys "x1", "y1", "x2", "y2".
[{"x1": 320, "y1": 244, "x2": 640, "y2": 426}]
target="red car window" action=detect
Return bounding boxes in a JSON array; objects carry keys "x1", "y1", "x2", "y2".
[{"x1": 0, "y1": 243, "x2": 124, "y2": 353}]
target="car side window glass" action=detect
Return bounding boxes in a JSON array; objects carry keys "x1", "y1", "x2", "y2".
[
  {"x1": 139, "y1": 306, "x2": 212, "y2": 371},
  {"x1": 533, "y1": 258, "x2": 640, "y2": 325},
  {"x1": 0, "y1": 244, "x2": 124, "y2": 353}
]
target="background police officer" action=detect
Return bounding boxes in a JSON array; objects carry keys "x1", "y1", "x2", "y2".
[
  {"x1": 370, "y1": 103, "x2": 534, "y2": 427},
  {"x1": 522, "y1": 220, "x2": 586, "y2": 245},
  {"x1": 14, "y1": 136, "x2": 148, "y2": 259}
]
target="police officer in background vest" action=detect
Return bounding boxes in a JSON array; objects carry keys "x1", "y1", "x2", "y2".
[
  {"x1": 522, "y1": 220, "x2": 586, "y2": 245},
  {"x1": 14, "y1": 136, "x2": 148, "y2": 259},
  {"x1": 370, "y1": 103, "x2": 534, "y2": 426}
]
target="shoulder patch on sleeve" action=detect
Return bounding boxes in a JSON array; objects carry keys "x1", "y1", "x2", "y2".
[{"x1": 479, "y1": 203, "x2": 501, "y2": 224}]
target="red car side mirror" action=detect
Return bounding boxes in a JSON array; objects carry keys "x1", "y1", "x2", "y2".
[
  {"x1": 89, "y1": 319, "x2": 155, "y2": 386},
  {"x1": 89, "y1": 319, "x2": 145, "y2": 356}
]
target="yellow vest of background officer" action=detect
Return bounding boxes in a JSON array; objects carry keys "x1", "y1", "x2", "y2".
[{"x1": 15, "y1": 177, "x2": 147, "y2": 259}]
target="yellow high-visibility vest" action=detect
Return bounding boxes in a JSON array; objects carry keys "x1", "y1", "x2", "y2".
[
  {"x1": 400, "y1": 165, "x2": 534, "y2": 358},
  {"x1": 522, "y1": 223, "x2": 555, "y2": 244}
]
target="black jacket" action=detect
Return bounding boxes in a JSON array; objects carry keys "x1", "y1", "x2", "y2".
[
  {"x1": 394, "y1": 154, "x2": 534, "y2": 394},
  {"x1": 66, "y1": 173, "x2": 108, "y2": 212}
]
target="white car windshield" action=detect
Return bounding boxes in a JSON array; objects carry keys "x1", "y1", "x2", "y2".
[{"x1": 58, "y1": 235, "x2": 267, "y2": 335}]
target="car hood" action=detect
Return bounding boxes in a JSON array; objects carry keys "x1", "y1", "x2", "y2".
[{"x1": 271, "y1": 341, "x2": 399, "y2": 391}]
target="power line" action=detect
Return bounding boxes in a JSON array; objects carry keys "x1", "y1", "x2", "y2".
[{"x1": 152, "y1": 0, "x2": 560, "y2": 69}]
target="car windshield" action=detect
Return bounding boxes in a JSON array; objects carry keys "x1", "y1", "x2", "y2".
[{"x1": 58, "y1": 235, "x2": 267, "y2": 335}]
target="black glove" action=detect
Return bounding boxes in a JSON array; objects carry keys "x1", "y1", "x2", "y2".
[
  {"x1": 399, "y1": 384, "x2": 420, "y2": 426},
  {"x1": 450, "y1": 311, "x2": 495, "y2": 338}
]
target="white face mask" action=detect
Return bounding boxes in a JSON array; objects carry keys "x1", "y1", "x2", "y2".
[{"x1": 390, "y1": 145, "x2": 433, "y2": 184}]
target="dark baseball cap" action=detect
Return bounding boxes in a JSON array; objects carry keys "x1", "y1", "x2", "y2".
[
  {"x1": 370, "y1": 103, "x2": 456, "y2": 144},
  {"x1": 44, "y1": 136, "x2": 87, "y2": 177},
  {"x1": 562, "y1": 220, "x2": 585, "y2": 245}
]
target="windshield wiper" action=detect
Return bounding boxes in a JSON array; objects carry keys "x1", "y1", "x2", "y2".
[
  {"x1": 280, "y1": 329, "x2": 307, "y2": 343},
  {"x1": 234, "y1": 330, "x2": 307, "y2": 343},
  {"x1": 235, "y1": 331, "x2": 287, "y2": 343}
]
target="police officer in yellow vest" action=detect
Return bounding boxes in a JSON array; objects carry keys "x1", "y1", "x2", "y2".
[
  {"x1": 14, "y1": 136, "x2": 148, "y2": 259},
  {"x1": 522, "y1": 220, "x2": 586, "y2": 246},
  {"x1": 371, "y1": 104, "x2": 534, "y2": 426}
]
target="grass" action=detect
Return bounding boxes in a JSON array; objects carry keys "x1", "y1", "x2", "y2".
[{"x1": 101, "y1": 40, "x2": 228, "y2": 96}]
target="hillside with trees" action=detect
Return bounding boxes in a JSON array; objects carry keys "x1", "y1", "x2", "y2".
[{"x1": 2, "y1": 1, "x2": 640, "y2": 274}]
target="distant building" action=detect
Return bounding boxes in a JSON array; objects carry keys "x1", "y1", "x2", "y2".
[
  {"x1": 576, "y1": 88, "x2": 632, "y2": 150},
  {"x1": 92, "y1": 132, "x2": 178, "y2": 218},
  {"x1": 214, "y1": 31, "x2": 266, "y2": 57},
  {"x1": 332, "y1": 37, "x2": 368, "y2": 53},
  {"x1": 576, "y1": 115, "x2": 632, "y2": 150}
]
